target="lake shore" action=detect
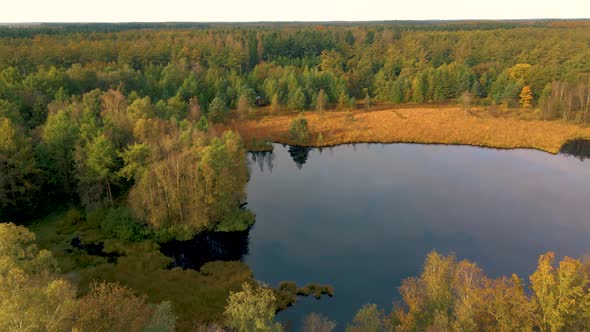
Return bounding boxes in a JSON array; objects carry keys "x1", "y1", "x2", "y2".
[{"x1": 224, "y1": 106, "x2": 590, "y2": 153}]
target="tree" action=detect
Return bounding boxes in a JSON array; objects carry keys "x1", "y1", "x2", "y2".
[
  {"x1": 288, "y1": 87, "x2": 306, "y2": 111},
  {"x1": 520, "y1": 85, "x2": 534, "y2": 108},
  {"x1": 224, "y1": 282, "x2": 283, "y2": 332},
  {"x1": 320, "y1": 50, "x2": 344, "y2": 76},
  {"x1": 288, "y1": 115, "x2": 311, "y2": 144},
  {"x1": 363, "y1": 88, "x2": 373, "y2": 110},
  {"x1": 127, "y1": 96, "x2": 155, "y2": 120},
  {"x1": 196, "y1": 115, "x2": 209, "y2": 133},
  {"x1": 76, "y1": 282, "x2": 175, "y2": 332},
  {"x1": 166, "y1": 94, "x2": 188, "y2": 120},
  {"x1": 208, "y1": 96, "x2": 229, "y2": 123},
  {"x1": 37, "y1": 109, "x2": 80, "y2": 198},
  {"x1": 237, "y1": 93, "x2": 250, "y2": 120},
  {"x1": 0, "y1": 223, "x2": 78, "y2": 332},
  {"x1": 117, "y1": 143, "x2": 150, "y2": 181},
  {"x1": 187, "y1": 97, "x2": 202, "y2": 121},
  {"x1": 302, "y1": 313, "x2": 336, "y2": 332},
  {"x1": 101, "y1": 89, "x2": 133, "y2": 148},
  {"x1": 480, "y1": 275, "x2": 534, "y2": 331},
  {"x1": 270, "y1": 93, "x2": 280, "y2": 114},
  {"x1": 129, "y1": 131, "x2": 251, "y2": 240},
  {"x1": 346, "y1": 304, "x2": 384, "y2": 332},
  {"x1": 530, "y1": 252, "x2": 590, "y2": 332},
  {"x1": 315, "y1": 89, "x2": 327, "y2": 116},
  {"x1": 0, "y1": 117, "x2": 39, "y2": 217},
  {"x1": 460, "y1": 91, "x2": 472, "y2": 114},
  {"x1": 76, "y1": 133, "x2": 118, "y2": 208}
]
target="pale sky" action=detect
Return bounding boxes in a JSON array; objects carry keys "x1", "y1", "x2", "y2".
[{"x1": 1, "y1": 0, "x2": 589, "y2": 23}]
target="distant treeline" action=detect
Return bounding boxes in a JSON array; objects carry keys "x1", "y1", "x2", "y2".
[{"x1": 0, "y1": 20, "x2": 576, "y2": 38}]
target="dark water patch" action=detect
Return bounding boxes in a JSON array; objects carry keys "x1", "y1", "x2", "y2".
[
  {"x1": 560, "y1": 139, "x2": 590, "y2": 160},
  {"x1": 159, "y1": 230, "x2": 250, "y2": 270},
  {"x1": 69, "y1": 236, "x2": 120, "y2": 262}
]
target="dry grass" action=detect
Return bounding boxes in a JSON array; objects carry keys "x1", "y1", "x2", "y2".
[{"x1": 222, "y1": 106, "x2": 590, "y2": 153}]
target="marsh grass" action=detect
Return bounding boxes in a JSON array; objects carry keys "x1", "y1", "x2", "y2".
[{"x1": 226, "y1": 106, "x2": 590, "y2": 153}]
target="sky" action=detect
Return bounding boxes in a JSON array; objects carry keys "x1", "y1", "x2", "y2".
[{"x1": 1, "y1": 0, "x2": 589, "y2": 23}]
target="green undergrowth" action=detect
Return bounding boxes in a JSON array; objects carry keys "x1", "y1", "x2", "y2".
[{"x1": 28, "y1": 207, "x2": 254, "y2": 330}]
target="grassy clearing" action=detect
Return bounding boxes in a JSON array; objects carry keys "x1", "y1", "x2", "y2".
[{"x1": 225, "y1": 106, "x2": 590, "y2": 153}]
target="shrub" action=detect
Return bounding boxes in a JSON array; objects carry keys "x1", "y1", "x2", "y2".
[
  {"x1": 289, "y1": 115, "x2": 310, "y2": 144},
  {"x1": 63, "y1": 208, "x2": 84, "y2": 225},
  {"x1": 101, "y1": 207, "x2": 147, "y2": 242}
]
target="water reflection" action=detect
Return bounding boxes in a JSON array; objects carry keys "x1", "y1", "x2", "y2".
[
  {"x1": 160, "y1": 230, "x2": 250, "y2": 269},
  {"x1": 560, "y1": 139, "x2": 590, "y2": 161},
  {"x1": 250, "y1": 151, "x2": 275, "y2": 173},
  {"x1": 287, "y1": 145, "x2": 312, "y2": 169}
]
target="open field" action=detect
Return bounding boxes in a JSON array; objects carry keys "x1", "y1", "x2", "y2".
[{"x1": 225, "y1": 106, "x2": 590, "y2": 153}]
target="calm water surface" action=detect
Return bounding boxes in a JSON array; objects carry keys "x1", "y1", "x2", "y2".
[{"x1": 244, "y1": 143, "x2": 590, "y2": 330}]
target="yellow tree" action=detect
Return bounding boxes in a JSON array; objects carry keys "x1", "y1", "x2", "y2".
[
  {"x1": 520, "y1": 86, "x2": 534, "y2": 108},
  {"x1": 530, "y1": 252, "x2": 590, "y2": 332},
  {"x1": 224, "y1": 282, "x2": 283, "y2": 332},
  {"x1": 0, "y1": 223, "x2": 78, "y2": 331}
]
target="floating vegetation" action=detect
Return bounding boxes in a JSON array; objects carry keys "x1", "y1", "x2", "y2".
[{"x1": 275, "y1": 281, "x2": 335, "y2": 311}]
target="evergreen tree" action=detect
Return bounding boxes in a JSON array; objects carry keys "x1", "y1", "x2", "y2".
[{"x1": 288, "y1": 87, "x2": 306, "y2": 111}]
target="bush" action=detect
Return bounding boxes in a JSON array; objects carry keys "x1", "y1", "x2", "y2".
[
  {"x1": 63, "y1": 208, "x2": 84, "y2": 225},
  {"x1": 289, "y1": 115, "x2": 311, "y2": 144},
  {"x1": 215, "y1": 208, "x2": 255, "y2": 232},
  {"x1": 101, "y1": 207, "x2": 148, "y2": 242}
]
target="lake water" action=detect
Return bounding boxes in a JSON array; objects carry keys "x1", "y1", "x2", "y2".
[{"x1": 244, "y1": 142, "x2": 590, "y2": 330}]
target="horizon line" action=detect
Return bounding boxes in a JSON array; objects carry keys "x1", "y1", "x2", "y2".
[{"x1": 2, "y1": 18, "x2": 590, "y2": 25}]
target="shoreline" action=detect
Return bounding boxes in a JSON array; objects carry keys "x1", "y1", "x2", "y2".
[{"x1": 223, "y1": 106, "x2": 590, "y2": 154}]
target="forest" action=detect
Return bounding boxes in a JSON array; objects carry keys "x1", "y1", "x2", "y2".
[{"x1": 1, "y1": 20, "x2": 590, "y2": 331}]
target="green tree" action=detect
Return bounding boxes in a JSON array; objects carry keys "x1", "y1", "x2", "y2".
[
  {"x1": 0, "y1": 117, "x2": 39, "y2": 217},
  {"x1": 117, "y1": 143, "x2": 150, "y2": 181},
  {"x1": 289, "y1": 115, "x2": 311, "y2": 144},
  {"x1": 208, "y1": 96, "x2": 229, "y2": 123},
  {"x1": 37, "y1": 110, "x2": 80, "y2": 198},
  {"x1": 288, "y1": 87, "x2": 306, "y2": 111},
  {"x1": 196, "y1": 115, "x2": 209, "y2": 133},
  {"x1": 76, "y1": 133, "x2": 118, "y2": 208},
  {"x1": 127, "y1": 96, "x2": 155, "y2": 120}
]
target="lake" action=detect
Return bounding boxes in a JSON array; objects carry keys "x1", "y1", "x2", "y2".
[{"x1": 244, "y1": 142, "x2": 590, "y2": 330}]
